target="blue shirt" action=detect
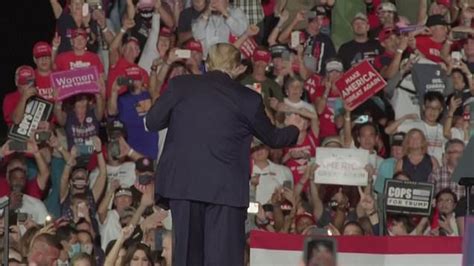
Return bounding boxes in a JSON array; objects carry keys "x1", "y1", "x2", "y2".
[{"x1": 118, "y1": 91, "x2": 159, "y2": 160}]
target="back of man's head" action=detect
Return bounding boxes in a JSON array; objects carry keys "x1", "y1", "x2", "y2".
[
  {"x1": 206, "y1": 43, "x2": 241, "y2": 74},
  {"x1": 28, "y1": 233, "x2": 62, "y2": 266}
]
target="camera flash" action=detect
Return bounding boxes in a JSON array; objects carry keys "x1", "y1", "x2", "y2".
[{"x1": 45, "y1": 215, "x2": 52, "y2": 222}]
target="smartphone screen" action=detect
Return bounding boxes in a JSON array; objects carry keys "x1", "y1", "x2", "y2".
[
  {"x1": 82, "y1": 3, "x2": 89, "y2": 17},
  {"x1": 175, "y1": 49, "x2": 191, "y2": 59},
  {"x1": 247, "y1": 202, "x2": 259, "y2": 214},
  {"x1": 303, "y1": 236, "x2": 337, "y2": 266},
  {"x1": 291, "y1": 31, "x2": 300, "y2": 48}
]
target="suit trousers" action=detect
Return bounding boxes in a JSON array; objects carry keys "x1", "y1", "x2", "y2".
[{"x1": 169, "y1": 199, "x2": 247, "y2": 266}]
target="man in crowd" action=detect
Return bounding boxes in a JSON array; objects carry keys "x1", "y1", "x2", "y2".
[
  {"x1": 192, "y1": 0, "x2": 249, "y2": 55},
  {"x1": 338, "y1": 13, "x2": 381, "y2": 70},
  {"x1": 178, "y1": 0, "x2": 207, "y2": 45},
  {"x1": 428, "y1": 139, "x2": 466, "y2": 199},
  {"x1": 32, "y1": 41, "x2": 55, "y2": 101}
]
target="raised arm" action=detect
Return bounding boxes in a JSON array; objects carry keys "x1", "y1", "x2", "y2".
[
  {"x1": 138, "y1": 5, "x2": 161, "y2": 72},
  {"x1": 27, "y1": 137, "x2": 50, "y2": 191},
  {"x1": 94, "y1": 93, "x2": 104, "y2": 121},
  {"x1": 267, "y1": 10, "x2": 289, "y2": 46},
  {"x1": 107, "y1": 80, "x2": 120, "y2": 116},
  {"x1": 98, "y1": 180, "x2": 120, "y2": 224},
  {"x1": 60, "y1": 147, "x2": 76, "y2": 203},
  {"x1": 109, "y1": 18, "x2": 136, "y2": 66},
  {"x1": 104, "y1": 225, "x2": 135, "y2": 266},
  {"x1": 49, "y1": 0, "x2": 63, "y2": 19},
  {"x1": 443, "y1": 97, "x2": 462, "y2": 139},
  {"x1": 92, "y1": 136, "x2": 106, "y2": 202},
  {"x1": 12, "y1": 87, "x2": 37, "y2": 125},
  {"x1": 384, "y1": 113, "x2": 417, "y2": 135},
  {"x1": 278, "y1": 10, "x2": 304, "y2": 44},
  {"x1": 144, "y1": 78, "x2": 180, "y2": 132}
]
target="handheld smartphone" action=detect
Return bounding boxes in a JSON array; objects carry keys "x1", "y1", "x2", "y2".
[
  {"x1": 175, "y1": 49, "x2": 191, "y2": 59},
  {"x1": 282, "y1": 50, "x2": 291, "y2": 62},
  {"x1": 283, "y1": 180, "x2": 293, "y2": 190},
  {"x1": 17, "y1": 212, "x2": 28, "y2": 223},
  {"x1": 82, "y1": 3, "x2": 89, "y2": 17},
  {"x1": 305, "y1": 11, "x2": 317, "y2": 20},
  {"x1": 247, "y1": 202, "x2": 259, "y2": 214},
  {"x1": 353, "y1": 115, "x2": 370, "y2": 124},
  {"x1": 303, "y1": 236, "x2": 337, "y2": 266},
  {"x1": 451, "y1": 51, "x2": 463, "y2": 63},
  {"x1": 452, "y1": 31, "x2": 468, "y2": 41},
  {"x1": 9, "y1": 213, "x2": 18, "y2": 226},
  {"x1": 45, "y1": 215, "x2": 53, "y2": 225},
  {"x1": 76, "y1": 143, "x2": 94, "y2": 155},
  {"x1": 34, "y1": 131, "x2": 51, "y2": 143},
  {"x1": 8, "y1": 140, "x2": 27, "y2": 152},
  {"x1": 291, "y1": 31, "x2": 301, "y2": 48},
  {"x1": 116, "y1": 76, "x2": 134, "y2": 87},
  {"x1": 108, "y1": 140, "x2": 121, "y2": 159}
]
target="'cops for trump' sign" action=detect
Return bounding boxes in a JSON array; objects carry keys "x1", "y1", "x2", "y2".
[
  {"x1": 8, "y1": 97, "x2": 53, "y2": 141},
  {"x1": 384, "y1": 180, "x2": 434, "y2": 216}
]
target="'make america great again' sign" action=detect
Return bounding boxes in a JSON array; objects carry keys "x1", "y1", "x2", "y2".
[
  {"x1": 335, "y1": 60, "x2": 386, "y2": 111},
  {"x1": 51, "y1": 66, "x2": 99, "y2": 100}
]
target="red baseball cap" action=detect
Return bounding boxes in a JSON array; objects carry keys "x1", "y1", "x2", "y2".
[
  {"x1": 125, "y1": 36, "x2": 140, "y2": 48},
  {"x1": 252, "y1": 49, "x2": 271, "y2": 64},
  {"x1": 185, "y1": 39, "x2": 203, "y2": 53},
  {"x1": 125, "y1": 66, "x2": 143, "y2": 81},
  {"x1": 436, "y1": 0, "x2": 450, "y2": 7},
  {"x1": 15, "y1": 65, "x2": 35, "y2": 86},
  {"x1": 71, "y1": 28, "x2": 88, "y2": 39},
  {"x1": 295, "y1": 212, "x2": 316, "y2": 225},
  {"x1": 33, "y1": 41, "x2": 52, "y2": 58},
  {"x1": 378, "y1": 27, "x2": 397, "y2": 42},
  {"x1": 159, "y1": 27, "x2": 173, "y2": 38}
]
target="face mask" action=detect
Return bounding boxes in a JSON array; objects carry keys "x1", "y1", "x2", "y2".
[
  {"x1": 68, "y1": 243, "x2": 81, "y2": 258},
  {"x1": 81, "y1": 244, "x2": 94, "y2": 255}
]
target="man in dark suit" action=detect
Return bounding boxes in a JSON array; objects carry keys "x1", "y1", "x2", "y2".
[{"x1": 145, "y1": 43, "x2": 304, "y2": 266}]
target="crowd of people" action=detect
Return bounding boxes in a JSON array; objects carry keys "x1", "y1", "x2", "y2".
[{"x1": 1, "y1": 0, "x2": 474, "y2": 265}]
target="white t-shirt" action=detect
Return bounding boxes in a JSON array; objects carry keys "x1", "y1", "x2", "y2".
[
  {"x1": 283, "y1": 98, "x2": 316, "y2": 113},
  {"x1": 391, "y1": 74, "x2": 421, "y2": 120},
  {"x1": 398, "y1": 120, "x2": 445, "y2": 164},
  {"x1": 99, "y1": 209, "x2": 121, "y2": 251},
  {"x1": 0, "y1": 195, "x2": 48, "y2": 225},
  {"x1": 89, "y1": 162, "x2": 136, "y2": 189},
  {"x1": 451, "y1": 127, "x2": 467, "y2": 144},
  {"x1": 252, "y1": 160, "x2": 293, "y2": 204}
]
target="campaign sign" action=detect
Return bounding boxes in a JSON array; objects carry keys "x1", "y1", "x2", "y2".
[
  {"x1": 335, "y1": 60, "x2": 386, "y2": 111},
  {"x1": 8, "y1": 97, "x2": 53, "y2": 141},
  {"x1": 314, "y1": 148, "x2": 369, "y2": 186},
  {"x1": 51, "y1": 66, "x2": 99, "y2": 100},
  {"x1": 384, "y1": 180, "x2": 434, "y2": 216}
]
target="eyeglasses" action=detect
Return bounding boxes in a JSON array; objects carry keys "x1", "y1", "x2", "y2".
[{"x1": 447, "y1": 150, "x2": 463, "y2": 154}]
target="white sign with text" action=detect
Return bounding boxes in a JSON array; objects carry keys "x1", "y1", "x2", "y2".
[{"x1": 315, "y1": 148, "x2": 369, "y2": 186}]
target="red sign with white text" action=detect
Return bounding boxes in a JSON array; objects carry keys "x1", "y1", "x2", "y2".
[
  {"x1": 229, "y1": 34, "x2": 258, "y2": 59},
  {"x1": 335, "y1": 60, "x2": 386, "y2": 111}
]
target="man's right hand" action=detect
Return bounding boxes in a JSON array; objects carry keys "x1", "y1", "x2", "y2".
[{"x1": 21, "y1": 87, "x2": 37, "y2": 100}]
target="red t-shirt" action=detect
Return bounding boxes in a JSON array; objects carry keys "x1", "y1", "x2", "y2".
[
  {"x1": 304, "y1": 74, "x2": 322, "y2": 104},
  {"x1": 0, "y1": 178, "x2": 44, "y2": 199},
  {"x1": 2, "y1": 91, "x2": 21, "y2": 127},
  {"x1": 55, "y1": 51, "x2": 105, "y2": 73},
  {"x1": 106, "y1": 57, "x2": 149, "y2": 99},
  {"x1": 35, "y1": 70, "x2": 54, "y2": 101},
  {"x1": 415, "y1": 35, "x2": 444, "y2": 63},
  {"x1": 282, "y1": 130, "x2": 319, "y2": 186},
  {"x1": 314, "y1": 86, "x2": 339, "y2": 139}
]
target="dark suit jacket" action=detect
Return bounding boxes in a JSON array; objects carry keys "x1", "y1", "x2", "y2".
[{"x1": 145, "y1": 71, "x2": 299, "y2": 208}]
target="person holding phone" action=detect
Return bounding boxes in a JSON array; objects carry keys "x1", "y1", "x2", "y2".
[
  {"x1": 191, "y1": 0, "x2": 249, "y2": 56},
  {"x1": 250, "y1": 139, "x2": 293, "y2": 204},
  {"x1": 108, "y1": 66, "x2": 159, "y2": 161}
]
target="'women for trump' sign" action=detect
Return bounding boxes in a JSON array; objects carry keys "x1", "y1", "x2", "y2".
[{"x1": 51, "y1": 66, "x2": 99, "y2": 100}]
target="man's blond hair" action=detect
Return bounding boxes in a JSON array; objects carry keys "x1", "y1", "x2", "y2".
[{"x1": 206, "y1": 43, "x2": 241, "y2": 74}]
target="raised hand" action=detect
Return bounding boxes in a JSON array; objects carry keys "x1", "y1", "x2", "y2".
[
  {"x1": 140, "y1": 184, "x2": 155, "y2": 207},
  {"x1": 52, "y1": 32, "x2": 61, "y2": 50},
  {"x1": 358, "y1": 186, "x2": 375, "y2": 215},
  {"x1": 121, "y1": 224, "x2": 135, "y2": 240},
  {"x1": 246, "y1": 25, "x2": 260, "y2": 37}
]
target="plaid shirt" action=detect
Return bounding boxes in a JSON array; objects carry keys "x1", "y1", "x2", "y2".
[
  {"x1": 233, "y1": 0, "x2": 264, "y2": 25},
  {"x1": 428, "y1": 165, "x2": 465, "y2": 200}
]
